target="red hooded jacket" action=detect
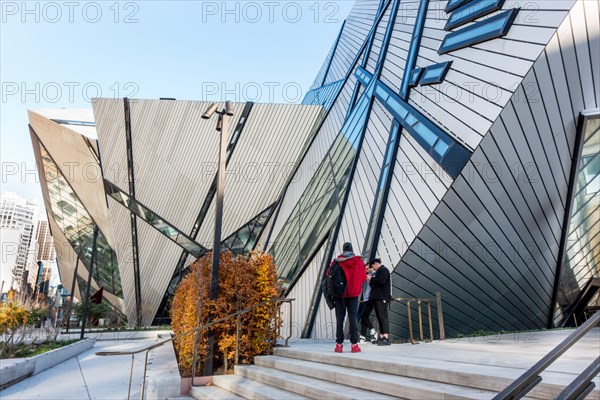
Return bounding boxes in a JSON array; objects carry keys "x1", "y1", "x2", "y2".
[{"x1": 333, "y1": 254, "x2": 367, "y2": 298}]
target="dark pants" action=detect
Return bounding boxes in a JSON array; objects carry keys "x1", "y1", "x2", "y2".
[
  {"x1": 373, "y1": 299, "x2": 389, "y2": 335},
  {"x1": 335, "y1": 296, "x2": 359, "y2": 344},
  {"x1": 359, "y1": 300, "x2": 374, "y2": 336}
]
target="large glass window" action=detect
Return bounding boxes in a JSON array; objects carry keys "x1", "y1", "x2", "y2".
[
  {"x1": 445, "y1": 0, "x2": 504, "y2": 30},
  {"x1": 438, "y1": 9, "x2": 518, "y2": 54},
  {"x1": 419, "y1": 62, "x2": 453, "y2": 86},
  {"x1": 445, "y1": 0, "x2": 473, "y2": 13},
  {"x1": 371, "y1": 77, "x2": 471, "y2": 178},
  {"x1": 39, "y1": 146, "x2": 122, "y2": 298},
  {"x1": 221, "y1": 204, "x2": 275, "y2": 255},
  {"x1": 556, "y1": 113, "x2": 600, "y2": 317}
]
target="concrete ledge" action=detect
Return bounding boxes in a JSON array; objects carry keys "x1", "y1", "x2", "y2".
[
  {"x1": 0, "y1": 338, "x2": 95, "y2": 389},
  {"x1": 33, "y1": 338, "x2": 95, "y2": 375},
  {"x1": 0, "y1": 358, "x2": 35, "y2": 389},
  {"x1": 143, "y1": 339, "x2": 181, "y2": 399}
]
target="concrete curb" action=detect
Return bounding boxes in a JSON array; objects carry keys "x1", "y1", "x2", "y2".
[
  {"x1": 0, "y1": 338, "x2": 95, "y2": 389},
  {"x1": 144, "y1": 338, "x2": 181, "y2": 399}
]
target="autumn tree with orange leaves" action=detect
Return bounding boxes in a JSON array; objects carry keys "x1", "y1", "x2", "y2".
[{"x1": 171, "y1": 250, "x2": 280, "y2": 377}]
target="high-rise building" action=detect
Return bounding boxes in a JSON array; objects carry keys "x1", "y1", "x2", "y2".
[
  {"x1": 28, "y1": 0, "x2": 599, "y2": 337},
  {"x1": 35, "y1": 219, "x2": 55, "y2": 262},
  {"x1": 0, "y1": 193, "x2": 39, "y2": 289}
]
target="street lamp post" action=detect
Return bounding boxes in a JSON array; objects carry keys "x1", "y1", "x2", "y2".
[{"x1": 201, "y1": 101, "x2": 234, "y2": 376}]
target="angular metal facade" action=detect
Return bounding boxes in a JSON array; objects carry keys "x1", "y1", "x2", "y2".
[{"x1": 267, "y1": 0, "x2": 600, "y2": 339}]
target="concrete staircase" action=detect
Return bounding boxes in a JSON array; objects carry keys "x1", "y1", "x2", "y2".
[{"x1": 189, "y1": 331, "x2": 600, "y2": 400}]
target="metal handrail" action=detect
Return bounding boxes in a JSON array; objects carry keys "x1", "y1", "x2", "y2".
[
  {"x1": 392, "y1": 291, "x2": 445, "y2": 343},
  {"x1": 96, "y1": 297, "x2": 294, "y2": 400},
  {"x1": 493, "y1": 311, "x2": 600, "y2": 400}
]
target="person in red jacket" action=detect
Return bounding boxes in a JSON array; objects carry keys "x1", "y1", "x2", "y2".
[{"x1": 333, "y1": 242, "x2": 367, "y2": 353}]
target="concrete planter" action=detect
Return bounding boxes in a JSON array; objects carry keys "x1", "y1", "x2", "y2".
[{"x1": 0, "y1": 338, "x2": 95, "y2": 389}]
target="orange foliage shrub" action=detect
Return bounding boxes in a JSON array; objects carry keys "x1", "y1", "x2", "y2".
[{"x1": 171, "y1": 250, "x2": 280, "y2": 377}]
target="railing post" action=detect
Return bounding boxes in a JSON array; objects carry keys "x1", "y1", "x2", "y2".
[
  {"x1": 407, "y1": 300, "x2": 414, "y2": 344},
  {"x1": 418, "y1": 300, "x2": 424, "y2": 341},
  {"x1": 141, "y1": 350, "x2": 150, "y2": 400},
  {"x1": 127, "y1": 354, "x2": 134, "y2": 400},
  {"x1": 235, "y1": 313, "x2": 240, "y2": 366},
  {"x1": 427, "y1": 302, "x2": 433, "y2": 342},
  {"x1": 191, "y1": 331, "x2": 198, "y2": 381},
  {"x1": 436, "y1": 291, "x2": 445, "y2": 341},
  {"x1": 286, "y1": 300, "x2": 293, "y2": 346}
]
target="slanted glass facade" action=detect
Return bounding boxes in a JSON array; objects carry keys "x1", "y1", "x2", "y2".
[
  {"x1": 39, "y1": 146, "x2": 123, "y2": 298},
  {"x1": 556, "y1": 113, "x2": 600, "y2": 320},
  {"x1": 104, "y1": 180, "x2": 206, "y2": 258},
  {"x1": 271, "y1": 87, "x2": 374, "y2": 287},
  {"x1": 221, "y1": 204, "x2": 276, "y2": 255}
]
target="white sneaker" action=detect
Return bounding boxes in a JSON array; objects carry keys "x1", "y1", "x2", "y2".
[
  {"x1": 359, "y1": 335, "x2": 367, "y2": 344},
  {"x1": 370, "y1": 328, "x2": 378, "y2": 337}
]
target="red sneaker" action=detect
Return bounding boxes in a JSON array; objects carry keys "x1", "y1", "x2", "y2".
[
  {"x1": 334, "y1": 343, "x2": 343, "y2": 353},
  {"x1": 351, "y1": 344, "x2": 361, "y2": 353}
]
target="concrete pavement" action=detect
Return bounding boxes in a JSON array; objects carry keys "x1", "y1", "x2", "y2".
[{"x1": 0, "y1": 331, "x2": 179, "y2": 400}]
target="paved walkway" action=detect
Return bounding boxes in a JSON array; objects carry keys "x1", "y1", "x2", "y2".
[{"x1": 0, "y1": 332, "x2": 175, "y2": 400}]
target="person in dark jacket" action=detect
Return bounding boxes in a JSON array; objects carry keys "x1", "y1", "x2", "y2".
[
  {"x1": 367, "y1": 258, "x2": 391, "y2": 346},
  {"x1": 333, "y1": 242, "x2": 366, "y2": 353},
  {"x1": 359, "y1": 265, "x2": 377, "y2": 343}
]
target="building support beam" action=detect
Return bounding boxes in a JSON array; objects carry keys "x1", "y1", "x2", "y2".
[{"x1": 123, "y1": 98, "x2": 143, "y2": 327}]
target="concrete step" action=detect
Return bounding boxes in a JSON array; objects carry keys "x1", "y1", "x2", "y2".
[
  {"x1": 212, "y1": 374, "x2": 307, "y2": 399},
  {"x1": 189, "y1": 384, "x2": 244, "y2": 400},
  {"x1": 272, "y1": 346, "x2": 581, "y2": 399},
  {"x1": 235, "y1": 365, "x2": 402, "y2": 400},
  {"x1": 252, "y1": 356, "x2": 500, "y2": 400}
]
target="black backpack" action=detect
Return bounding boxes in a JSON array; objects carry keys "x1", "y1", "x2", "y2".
[{"x1": 325, "y1": 260, "x2": 347, "y2": 297}]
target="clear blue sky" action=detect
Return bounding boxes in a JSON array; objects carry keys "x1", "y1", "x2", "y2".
[{"x1": 1, "y1": 0, "x2": 354, "y2": 204}]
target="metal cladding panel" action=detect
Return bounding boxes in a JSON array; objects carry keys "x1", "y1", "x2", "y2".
[
  {"x1": 283, "y1": 243, "x2": 326, "y2": 341},
  {"x1": 319, "y1": 0, "x2": 379, "y2": 85},
  {"x1": 400, "y1": 0, "x2": 575, "y2": 151},
  {"x1": 268, "y1": 81, "x2": 354, "y2": 246},
  {"x1": 127, "y1": 100, "x2": 244, "y2": 234},
  {"x1": 106, "y1": 196, "x2": 135, "y2": 319},
  {"x1": 365, "y1": 4, "x2": 391, "y2": 73},
  {"x1": 33, "y1": 109, "x2": 96, "y2": 139},
  {"x1": 380, "y1": 0, "x2": 419, "y2": 89},
  {"x1": 583, "y1": 0, "x2": 600, "y2": 108},
  {"x1": 135, "y1": 214, "x2": 184, "y2": 326},
  {"x1": 334, "y1": 100, "x2": 392, "y2": 254},
  {"x1": 28, "y1": 111, "x2": 114, "y2": 246},
  {"x1": 377, "y1": 131, "x2": 452, "y2": 269},
  {"x1": 93, "y1": 98, "x2": 128, "y2": 190},
  {"x1": 196, "y1": 104, "x2": 324, "y2": 246},
  {"x1": 310, "y1": 249, "x2": 336, "y2": 340}
]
